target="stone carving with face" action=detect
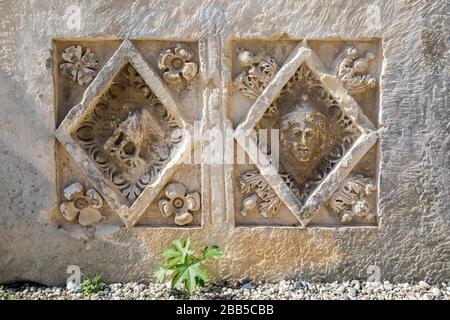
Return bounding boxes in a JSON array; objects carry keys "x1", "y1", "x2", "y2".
[
  {"x1": 104, "y1": 106, "x2": 166, "y2": 177},
  {"x1": 279, "y1": 100, "x2": 329, "y2": 163}
]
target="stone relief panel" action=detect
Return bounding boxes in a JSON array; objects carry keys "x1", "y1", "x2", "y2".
[
  {"x1": 54, "y1": 38, "x2": 380, "y2": 232},
  {"x1": 233, "y1": 39, "x2": 381, "y2": 227},
  {"x1": 54, "y1": 39, "x2": 202, "y2": 231},
  {"x1": 73, "y1": 62, "x2": 184, "y2": 205}
]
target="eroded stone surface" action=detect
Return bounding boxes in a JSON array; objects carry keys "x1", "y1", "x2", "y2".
[{"x1": 0, "y1": 0, "x2": 448, "y2": 285}]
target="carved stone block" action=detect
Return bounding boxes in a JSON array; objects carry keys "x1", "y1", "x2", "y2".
[
  {"x1": 0, "y1": 1, "x2": 448, "y2": 286},
  {"x1": 233, "y1": 40, "x2": 379, "y2": 227},
  {"x1": 55, "y1": 40, "x2": 202, "y2": 228}
]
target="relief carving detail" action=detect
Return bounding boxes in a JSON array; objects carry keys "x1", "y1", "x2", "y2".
[
  {"x1": 236, "y1": 54, "x2": 376, "y2": 225},
  {"x1": 56, "y1": 39, "x2": 196, "y2": 227},
  {"x1": 239, "y1": 170, "x2": 296, "y2": 218},
  {"x1": 279, "y1": 96, "x2": 330, "y2": 164},
  {"x1": 60, "y1": 182, "x2": 104, "y2": 226},
  {"x1": 75, "y1": 64, "x2": 183, "y2": 204},
  {"x1": 158, "y1": 182, "x2": 201, "y2": 226},
  {"x1": 233, "y1": 49, "x2": 279, "y2": 100},
  {"x1": 265, "y1": 66, "x2": 361, "y2": 200},
  {"x1": 159, "y1": 44, "x2": 198, "y2": 86},
  {"x1": 60, "y1": 45, "x2": 98, "y2": 85},
  {"x1": 335, "y1": 46, "x2": 376, "y2": 95},
  {"x1": 330, "y1": 174, "x2": 376, "y2": 223}
]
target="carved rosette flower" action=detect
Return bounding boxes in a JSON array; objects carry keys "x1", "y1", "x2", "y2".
[
  {"x1": 60, "y1": 45, "x2": 98, "y2": 85},
  {"x1": 330, "y1": 174, "x2": 376, "y2": 223},
  {"x1": 60, "y1": 183, "x2": 103, "y2": 226},
  {"x1": 335, "y1": 46, "x2": 376, "y2": 95},
  {"x1": 159, "y1": 44, "x2": 198, "y2": 86},
  {"x1": 158, "y1": 183, "x2": 200, "y2": 226}
]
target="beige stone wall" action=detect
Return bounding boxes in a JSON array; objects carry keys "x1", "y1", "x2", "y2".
[{"x1": 0, "y1": 0, "x2": 448, "y2": 285}]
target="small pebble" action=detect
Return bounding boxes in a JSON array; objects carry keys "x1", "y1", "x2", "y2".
[
  {"x1": 336, "y1": 285, "x2": 347, "y2": 294},
  {"x1": 347, "y1": 287, "x2": 357, "y2": 297},
  {"x1": 240, "y1": 282, "x2": 253, "y2": 290},
  {"x1": 430, "y1": 287, "x2": 441, "y2": 299},
  {"x1": 419, "y1": 281, "x2": 431, "y2": 290}
]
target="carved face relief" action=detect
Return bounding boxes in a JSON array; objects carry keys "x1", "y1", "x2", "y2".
[
  {"x1": 73, "y1": 63, "x2": 184, "y2": 204},
  {"x1": 280, "y1": 110, "x2": 329, "y2": 163},
  {"x1": 105, "y1": 111, "x2": 146, "y2": 173},
  {"x1": 55, "y1": 40, "x2": 197, "y2": 227}
]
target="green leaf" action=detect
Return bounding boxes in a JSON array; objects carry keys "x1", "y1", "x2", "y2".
[
  {"x1": 171, "y1": 238, "x2": 192, "y2": 263},
  {"x1": 172, "y1": 239, "x2": 184, "y2": 252},
  {"x1": 162, "y1": 248, "x2": 180, "y2": 259},
  {"x1": 181, "y1": 238, "x2": 192, "y2": 260},
  {"x1": 170, "y1": 259, "x2": 206, "y2": 294},
  {"x1": 162, "y1": 248, "x2": 184, "y2": 268},
  {"x1": 171, "y1": 264, "x2": 189, "y2": 290},
  {"x1": 191, "y1": 263, "x2": 208, "y2": 284},
  {"x1": 187, "y1": 265, "x2": 196, "y2": 294},
  {"x1": 80, "y1": 274, "x2": 102, "y2": 295},
  {"x1": 156, "y1": 239, "x2": 222, "y2": 295},
  {"x1": 204, "y1": 245, "x2": 223, "y2": 260},
  {"x1": 154, "y1": 266, "x2": 169, "y2": 283}
]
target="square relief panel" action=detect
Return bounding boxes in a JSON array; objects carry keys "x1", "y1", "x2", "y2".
[
  {"x1": 232, "y1": 39, "x2": 381, "y2": 228},
  {"x1": 54, "y1": 39, "x2": 202, "y2": 231}
]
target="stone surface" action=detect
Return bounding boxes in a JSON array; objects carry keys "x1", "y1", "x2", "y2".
[{"x1": 0, "y1": 0, "x2": 449, "y2": 285}]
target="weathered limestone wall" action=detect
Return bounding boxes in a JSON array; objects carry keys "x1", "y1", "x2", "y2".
[{"x1": 0, "y1": 0, "x2": 448, "y2": 285}]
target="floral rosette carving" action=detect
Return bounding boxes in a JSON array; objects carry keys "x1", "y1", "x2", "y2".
[
  {"x1": 60, "y1": 45, "x2": 98, "y2": 85},
  {"x1": 60, "y1": 183, "x2": 104, "y2": 226},
  {"x1": 158, "y1": 182, "x2": 200, "y2": 226},
  {"x1": 330, "y1": 174, "x2": 376, "y2": 223},
  {"x1": 159, "y1": 44, "x2": 198, "y2": 86},
  {"x1": 335, "y1": 46, "x2": 376, "y2": 95}
]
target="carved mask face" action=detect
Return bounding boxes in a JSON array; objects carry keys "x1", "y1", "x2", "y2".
[
  {"x1": 280, "y1": 111, "x2": 328, "y2": 162},
  {"x1": 105, "y1": 112, "x2": 146, "y2": 171}
]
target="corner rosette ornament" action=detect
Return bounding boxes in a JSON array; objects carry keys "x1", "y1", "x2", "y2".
[
  {"x1": 159, "y1": 44, "x2": 198, "y2": 86},
  {"x1": 335, "y1": 46, "x2": 376, "y2": 95},
  {"x1": 330, "y1": 174, "x2": 376, "y2": 223},
  {"x1": 60, "y1": 183, "x2": 103, "y2": 226},
  {"x1": 60, "y1": 45, "x2": 98, "y2": 85},
  {"x1": 158, "y1": 183, "x2": 200, "y2": 226}
]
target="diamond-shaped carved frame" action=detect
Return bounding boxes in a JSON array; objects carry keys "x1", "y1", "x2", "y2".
[
  {"x1": 234, "y1": 41, "x2": 378, "y2": 227},
  {"x1": 56, "y1": 40, "x2": 194, "y2": 227}
]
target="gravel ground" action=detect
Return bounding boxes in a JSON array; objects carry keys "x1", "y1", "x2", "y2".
[{"x1": 1, "y1": 280, "x2": 449, "y2": 300}]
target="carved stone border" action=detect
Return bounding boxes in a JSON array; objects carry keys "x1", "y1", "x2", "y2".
[
  {"x1": 234, "y1": 40, "x2": 378, "y2": 227},
  {"x1": 56, "y1": 39, "x2": 194, "y2": 227}
]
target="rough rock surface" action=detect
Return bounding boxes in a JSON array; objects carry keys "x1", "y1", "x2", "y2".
[{"x1": 0, "y1": 0, "x2": 449, "y2": 285}]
